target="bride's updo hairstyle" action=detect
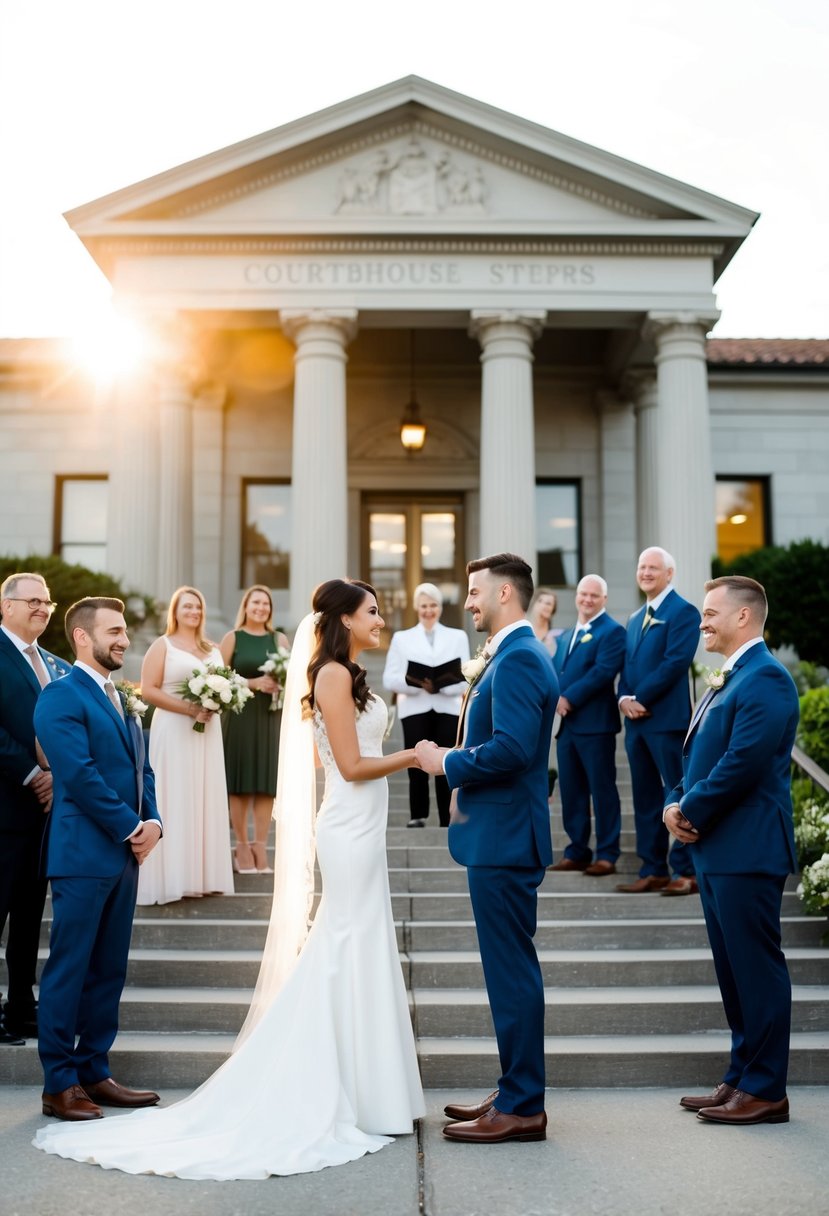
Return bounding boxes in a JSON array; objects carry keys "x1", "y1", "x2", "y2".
[{"x1": 303, "y1": 578, "x2": 377, "y2": 716}]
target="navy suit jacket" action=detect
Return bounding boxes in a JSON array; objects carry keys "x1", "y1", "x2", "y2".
[
  {"x1": 618, "y1": 588, "x2": 700, "y2": 733},
  {"x1": 667, "y1": 642, "x2": 798, "y2": 876},
  {"x1": 33, "y1": 665, "x2": 160, "y2": 879},
  {"x1": 444, "y1": 625, "x2": 558, "y2": 869},
  {"x1": 553, "y1": 612, "x2": 626, "y2": 735},
  {"x1": 0, "y1": 629, "x2": 71, "y2": 833}
]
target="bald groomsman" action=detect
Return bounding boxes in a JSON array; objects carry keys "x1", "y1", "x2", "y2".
[
  {"x1": 0, "y1": 572, "x2": 71, "y2": 1044},
  {"x1": 549, "y1": 575, "x2": 626, "y2": 876},
  {"x1": 616, "y1": 548, "x2": 701, "y2": 895}
]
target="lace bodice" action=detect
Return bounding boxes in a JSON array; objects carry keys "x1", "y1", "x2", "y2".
[{"x1": 313, "y1": 694, "x2": 388, "y2": 776}]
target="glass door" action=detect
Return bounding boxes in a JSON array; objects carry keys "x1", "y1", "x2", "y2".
[{"x1": 362, "y1": 494, "x2": 465, "y2": 635}]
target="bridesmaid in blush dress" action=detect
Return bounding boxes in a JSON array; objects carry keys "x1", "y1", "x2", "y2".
[{"x1": 136, "y1": 586, "x2": 234, "y2": 906}]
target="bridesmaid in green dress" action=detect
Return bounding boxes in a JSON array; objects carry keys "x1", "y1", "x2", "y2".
[{"x1": 220, "y1": 586, "x2": 289, "y2": 874}]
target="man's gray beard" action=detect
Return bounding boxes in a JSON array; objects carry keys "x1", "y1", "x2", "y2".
[{"x1": 91, "y1": 643, "x2": 123, "y2": 672}]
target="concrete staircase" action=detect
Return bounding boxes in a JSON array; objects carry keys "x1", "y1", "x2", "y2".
[{"x1": 3, "y1": 696, "x2": 828, "y2": 1090}]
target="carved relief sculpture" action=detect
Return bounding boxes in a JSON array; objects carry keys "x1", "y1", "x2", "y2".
[{"x1": 336, "y1": 138, "x2": 487, "y2": 216}]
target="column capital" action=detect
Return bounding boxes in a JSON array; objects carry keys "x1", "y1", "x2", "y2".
[
  {"x1": 469, "y1": 310, "x2": 546, "y2": 345},
  {"x1": 642, "y1": 310, "x2": 720, "y2": 345},
  {"x1": 279, "y1": 308, "x2": 358, "y2": 346}
]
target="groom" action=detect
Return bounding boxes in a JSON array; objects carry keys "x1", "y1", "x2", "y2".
[
  {"x1": 34, "y1": 596, "x2": 162, "y2": 1121},
  {"x1": 416, "y1": 553, "x2": 558, "y2": 1143}
]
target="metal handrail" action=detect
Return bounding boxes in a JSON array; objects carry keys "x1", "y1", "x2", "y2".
[{"x1": 791, "y1": 744, "x2": 829, "y2": 796}]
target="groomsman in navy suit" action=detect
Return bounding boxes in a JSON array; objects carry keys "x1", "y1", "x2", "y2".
[
  {"x1": 416, "y1": 554, "x2": 557, "y2": 1144},
  {"x1": 549, "y1": 575, "x2": 626, "y2": 876},
  {"x1": 34, "y1": 597, "x2": 162, "y2": 1121},
  {"x1": 617, "y1": 547, "x2": 701, "y2": 895},
  {"x1": 0, "y1": 573, "x2": 71, "y2": 1044},
  {"x1": 666, "y1": 576, "x2": 798, "y2": 1125}
]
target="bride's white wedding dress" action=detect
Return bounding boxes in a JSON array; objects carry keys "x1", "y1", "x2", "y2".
[{"x1": 33, "y1": 694, "x2": 424, "y2": 1179}]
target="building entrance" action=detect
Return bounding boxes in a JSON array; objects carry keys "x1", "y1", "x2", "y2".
[{"x1": 362, "y1": 493, "x2": 466, "y2": 635}]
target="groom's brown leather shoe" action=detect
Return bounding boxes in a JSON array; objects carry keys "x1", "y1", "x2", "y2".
[
  {"x1": 696, "y1": 1091, "x2": 789, "y2": 1125},
  {"x1": 83, "y1": 1077, "x2": 160, "y2": 1108},
  {"x1": 444, "y1": 1089, "x2": 498, "y2": 1121},
  {"x1": 679, "y1": 1083, "x2": 736, "y2": 1111},
  {"x1": 443, "y1": 1107, "x2": 547, "y2": 1143},
  {"x1": 42, "y1": 1085, "x2": 103, "y2": 1121}
]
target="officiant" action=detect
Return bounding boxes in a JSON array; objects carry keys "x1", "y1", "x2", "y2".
[{"x1": 383, "y1": 583, "x2": 470, "y2": 827}]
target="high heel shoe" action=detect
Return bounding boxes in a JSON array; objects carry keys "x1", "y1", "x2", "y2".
[
  {"x1": 251, "y1": 841, "x2": 273, "y2": 874},
  {"x1": 233, "y1": 842, "x2": 257, "y2": 875}
]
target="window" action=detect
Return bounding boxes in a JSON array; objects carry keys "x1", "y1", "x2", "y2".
[
  {"x1": 535, "y1": 481, "x2": 581, "y2": 586},
  {"x1": 54, "y1": 476, "x2": 108, "y2": 570},
  {"x1": 241, "y1": 480, "x2": 291, "y2": 588},
  {"x1": 715, "y1": 477, "x2": 770, "y2": 563}
]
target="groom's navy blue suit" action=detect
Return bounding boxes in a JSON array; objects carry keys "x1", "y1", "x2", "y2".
[
  {"x1": 445, "y1": 625, "x2": 557, "y2": 1116},
  {"x1": 667, "y1": 642, "x2": 798, "y2": 1099},
  {"x1": 34, "y1": 666, "x2": 160, "y2": 1094}
]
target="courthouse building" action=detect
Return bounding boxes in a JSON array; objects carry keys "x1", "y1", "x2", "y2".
[{"x1": 1, "y1": 77, "x2": 827, "y2": 632}]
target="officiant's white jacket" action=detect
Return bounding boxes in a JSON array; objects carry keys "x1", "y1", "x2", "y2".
[{"x1": 383, "y1": 622, "x2": 470, "y2": 719}]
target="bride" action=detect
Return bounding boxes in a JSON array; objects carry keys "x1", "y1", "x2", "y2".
[{"x1": 34, "y1": 579, "x2": 426, "y2": 1179}]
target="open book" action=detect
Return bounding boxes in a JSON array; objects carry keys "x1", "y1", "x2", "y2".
[{"x1": 405, "y1": 658, "x2": 464, "y2": 692}]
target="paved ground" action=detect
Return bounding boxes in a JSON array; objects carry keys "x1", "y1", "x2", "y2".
[{"x1": 2, "y1": 1085, "x2": 827, "y2": 1216}]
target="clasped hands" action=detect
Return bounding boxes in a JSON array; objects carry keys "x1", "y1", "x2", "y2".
[
  {"x1": 663, "y1": 804, "x2": 699, "y2": 844},
  {"x1": 131, "y1": 819, "x2": 162, "y2": 864},
  {"x1": 620, "y1": 698, "x2": 651, "y2": 721},
  {"x1": 414, "y1": 739, "x2": 450, "y2": 775}
]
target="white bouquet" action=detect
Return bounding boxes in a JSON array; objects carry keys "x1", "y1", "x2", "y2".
[
  {"x1": 179, "y1": 663, "x2": 254, "y2": 732},
  {"x1": 258, "y1": 645, "x2": 291, "y2": 711}
]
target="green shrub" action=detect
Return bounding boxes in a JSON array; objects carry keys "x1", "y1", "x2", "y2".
[
  {"x1": 712, "y1": 539, "x2": 829, "y2": 666},
  {"x1": 0, "y1": 554, "x2": 155, "y2": 662},
  {"x1": 797, "y1": 686, "x2": 829, "y2": 772}
]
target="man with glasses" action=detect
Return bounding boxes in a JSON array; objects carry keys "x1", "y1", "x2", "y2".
[{"x1": 0, "y1": 572, "x2": 70, "y2": 1044}]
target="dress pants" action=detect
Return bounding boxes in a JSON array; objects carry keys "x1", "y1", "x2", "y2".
[
  {"x1": 625, "y1": 727, "x2": 694, "y2": 877},
  {"x1": 38, "y1": 862, "x2": 139, "y2": 1094},
  {"x1": 401, "y1": 710, "x2": 458, "y2": 826},
  {"x1": 556, "y1": 728, "x2": 621, "y2": 864},
  {"x1": 467, "y1": 865, "x2": 547, "y2": 1115},
  {"x1": 697, "y1": 871, "x2": 791, "y2": 1099},
  {"x1": 0, "y1": 828, "x2": 48, "y2": 1022}
]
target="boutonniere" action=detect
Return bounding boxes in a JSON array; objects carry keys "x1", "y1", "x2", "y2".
[
  {"x1": 45, "y1": 654, "x2": 69, "y2": 678},
  {"x1": 703, "y1": 667, "x2": 730, "y2": 691},
  {"x1": 461, "y1": 646, "x2": 491, "y2": 684},
  {"x1": 115, "y1": 680, "x2": 148, "y2": 719},
  {"x1": 579, "y1": 632, "x2": 593, "y2": 644},
  {"x1": 649, "y1": 618, "x2": 665, "y2": 628}
]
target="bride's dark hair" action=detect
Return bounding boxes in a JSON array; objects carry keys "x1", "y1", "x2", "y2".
[{"x1": 302, "y1": 578, "x2": 377, "y2": 716}]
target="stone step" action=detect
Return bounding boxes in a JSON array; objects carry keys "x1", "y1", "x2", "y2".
[
  {"x1": 40, "y1": 983, "x2": 827, "y2": 1038},
  {"x1": 72, "y1": 914, "x2": 825, "y2": 953},
  {"x1": 407, "y1": 948, "x2": 829, "y2": 990},
  {"x1": 3, "y1": 1031, "x2": 828, "y2": 1090},
  {"x1": 25, "y1": 945, "x2": 827, "y2": 991},
  {"x1": 126, "y1": 889, "x2": 810, "y2": 922}
]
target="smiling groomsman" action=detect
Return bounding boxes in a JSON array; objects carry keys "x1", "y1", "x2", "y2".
[
  {"x1": 0, "y1": 573, "x2": 71, "y2": 1045},
  {"x1": 666, "y1": 576, "x2": 798, "y2": 1125},
  {"x1": 549, "y1": 575, "x2": 626, "y2": 877},
  {"x1": 616, "y1": 547, "x2": 701, "y2": 895}
]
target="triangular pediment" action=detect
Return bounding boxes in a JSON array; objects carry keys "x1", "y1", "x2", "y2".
[{"x1": 66, "y1": 76, "x2": 758, "y2": 277}]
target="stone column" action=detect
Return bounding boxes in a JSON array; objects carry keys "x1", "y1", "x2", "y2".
[
  {"x1": 469, "y1": 310, "x2": 546, "y2": 562},
  {"x1": 156, "y1": 368, "x2": 195, "y2": 598},
  {"x1": 626, "y1": 372, "x2": 659, "y2": 555},
  {"x1": 108, "y1": 367, "x2": 161, "y2": 597},
  {"x1": 280, "y1": 309, "x2": 358, "y2": 625},
  {"x1": 642, "y1": 311, "x2": 719, "y2": 600}
]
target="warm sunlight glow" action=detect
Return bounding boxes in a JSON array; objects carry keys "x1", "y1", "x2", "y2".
[{"x1": 70, "y1": 311, "x2": 152, "y2": 383}]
